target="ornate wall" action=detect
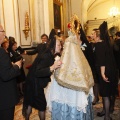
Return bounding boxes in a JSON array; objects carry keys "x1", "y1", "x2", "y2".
[
  {"x1": 0, "y1": 0, "x2": 52, "y2": 47},
  {"x1": 0, "y1": 0, "x2": 21, "y2": 45}
]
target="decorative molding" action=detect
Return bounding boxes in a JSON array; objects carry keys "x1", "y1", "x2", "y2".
[
  {"x1": 28, "y1": 0, "x2": 32, "y2": 41},
  {"x1": 29, "y1": 0, "x2": 35, "y2": 41},
  {"x1": 68, "y1": 0, "x2": 72, "y2": 20},
  {"x1": 17, "y1": 0, "x2": 32, "y2": 46},
  {"x1": 17, "y1": 0, "x2": 21, "y2": 43},
  {"x1": 48, "y1": 0, "x2": 54, "y2": 31},
  {"x1": 86, "y1": 15, "x2": 120, "y2": 27},
  {"x1": 2, "y1": 0, "x2": 17, "y2": 38},
  {"x1": 36, "y1": 0, "x2": 41, "y2": 42},
  {"x1": 2, "y1": 0, "x2": 5, "y2": 29},
  {"x1": 23, "y1": 12, "x2": 30, "y2": 40},
  {"x1": 12, "y1": 0, "x2": 17, "y2": 39}
]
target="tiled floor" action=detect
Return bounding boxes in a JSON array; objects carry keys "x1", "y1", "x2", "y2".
[
  {"x1": 14, "y1": 97, "x2": 120, "y2": 120},
  {"x1": 93, "y1": 98, "x2": 120, "y2": 120}
]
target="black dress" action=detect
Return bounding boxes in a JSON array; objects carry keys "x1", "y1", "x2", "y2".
[
  {"x1": 113, "y1": 39, "x2": 120, "y2": 70},
  {"x1": 23, "y1": 50, "x2": 54, "y2": 111},
  {"x1": 93, "y1": 41, "x2": 117, "y2": 97}
]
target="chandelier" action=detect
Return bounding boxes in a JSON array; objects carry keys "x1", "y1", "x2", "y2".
[
  {"x1": 108, "y1": 0, "x2": 120, "y2": 17},
  {"x1": 109, "y1": 6, "x2": 120, "y2": 16}
]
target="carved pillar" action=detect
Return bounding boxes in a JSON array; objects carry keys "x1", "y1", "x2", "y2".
[
  {"x1": 34, "y1": 0, "x2": 45, "y2": 43},
  {"x1": 43, "y1": 0, "x2": 50, "y2": 35},
  {"x1": 0, "y1": 0, "x2": 4, "y2": 26},
  {"x1": 67, "y1": 0, "x2": 72, "y2": 22},
  {"x1": 81, "y1": 0, "x2": 88, "y2": 27}
]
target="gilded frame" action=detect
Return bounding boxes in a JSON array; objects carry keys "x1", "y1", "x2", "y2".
[{"x1": 53, "y1": 0, "x2": 63, "y2": 31}]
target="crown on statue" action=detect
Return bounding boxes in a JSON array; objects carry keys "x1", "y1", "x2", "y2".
[{"x1": 67, "y1": 14, "x2": 81, "y2": 35}]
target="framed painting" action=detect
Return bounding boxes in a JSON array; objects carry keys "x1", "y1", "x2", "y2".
[{"x1": 53, "y1": 0, "x2": 63, "y2": 31}]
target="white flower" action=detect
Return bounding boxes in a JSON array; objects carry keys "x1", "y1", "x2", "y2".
[
  {"x1": 82, "y1": 43, "x2": 87, "y2": 47},
  {"x1": 93, "y1": 47, "x2": 95, "y2": 52},
  {"x1": 81, "y1": 43, "x2": 87, "y2": 51},
  {"x1": 10, "y1": 52, "x2": 13, "y2": 57},
  {"x1": 81, "y1": 46, "x2": 85, "y2": 50},
  {"x1": 55, "y1": 55, "x2": 60, "y2": 61}
]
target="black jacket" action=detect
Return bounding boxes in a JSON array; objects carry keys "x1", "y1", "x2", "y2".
[
  {"x1": 24, "y1": 50, "x2": 54, "y2": 105},
  {"x1": 0, "y1": 47, "x2": 20, "y2": 110},
  {"x1": 113, "y1": 39, "x2": 120, "y2": 69},
  {"x1": 8, "y1": 50, "x2": 26, "y2": 83},
  {"x1": 27, "y1": 43, "x2": 47, "y2": 55}
]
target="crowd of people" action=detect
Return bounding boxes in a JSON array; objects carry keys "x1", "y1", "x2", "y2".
[{"x1": 0, "y1": 14, "x2": 120, "y2": 120}]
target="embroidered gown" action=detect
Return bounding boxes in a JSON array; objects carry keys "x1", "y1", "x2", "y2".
[{"x1": 46, "y1": 34, "x2": 94, "y2": 120}]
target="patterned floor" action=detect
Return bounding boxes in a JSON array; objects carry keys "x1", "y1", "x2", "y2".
[{"x1": 14, "y1": 97, "x2": 120, "y2": 120}]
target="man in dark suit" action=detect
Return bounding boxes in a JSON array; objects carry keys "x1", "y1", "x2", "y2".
[
  {"x1": 25, "y1": 34, "x2": 48, "y2": 55},
  {"x1": 0, "y1": 25, "x2": 22, "y2": 120}
]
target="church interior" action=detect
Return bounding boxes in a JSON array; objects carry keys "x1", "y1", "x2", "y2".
[{"x1": 0, "y1": 0, "x2": 120, "y2": 120}]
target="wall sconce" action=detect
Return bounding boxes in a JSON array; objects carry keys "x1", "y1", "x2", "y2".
[{"x1": 23, "y1": 12, "x2": 30, "y2": 40}]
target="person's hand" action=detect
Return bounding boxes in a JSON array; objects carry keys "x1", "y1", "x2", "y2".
[
  {"x1": 23, "y1": 51, "x2": 27, "y2": 55},
  {"x1": 50, "y1": 60, "x2": 62, "y2": 72},
  {"x1": 54, "y1": 60, "x2": 62, "y2": 69},
  {"x1": 14, "y1": 60, "x2": 22, "y2": 69},
  {"x1": 101, "y1": 73, "x2": 109, "y2": 82}
]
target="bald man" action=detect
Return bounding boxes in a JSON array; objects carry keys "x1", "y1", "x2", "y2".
[{"x1": 0, "y1": 25, "x2": 22, "y2": 120}]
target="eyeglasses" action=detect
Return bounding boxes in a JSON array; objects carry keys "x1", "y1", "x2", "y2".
[
  {"x1": 0, "y1": 30, "x2": 5, "y2": 32},
  {"x1": 42, "y1": 37, "x2": 47, "y2": 39}
]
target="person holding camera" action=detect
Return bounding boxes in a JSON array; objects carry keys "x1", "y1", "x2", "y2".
[{"x1": 8, "y1": 37, "x2": 26, "y2": 98}]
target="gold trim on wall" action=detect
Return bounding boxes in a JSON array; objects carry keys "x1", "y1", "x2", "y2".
[
  {"x1": 28, "y1": 0, "x2": 32, "y2": 41},
  {"x1": 17, "y1": 0, "x2": 32, "y2": 46},
  {"x1": 23, "y1": 12, "x2": 30, "y2": 40}
]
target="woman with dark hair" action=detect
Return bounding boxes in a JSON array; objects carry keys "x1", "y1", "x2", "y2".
[
  {"x1": 48, "y1": 29, "x2": 56, "y2": 40},
  {"x1": 8, "y1": 37, "x2": 26, "y2": 97},
  {"x1": 23, "y1": 36, "x2": 62, "y2": 120},
  {"x1": 1, "y1": 36, "x2": 9, "y2": 53}
]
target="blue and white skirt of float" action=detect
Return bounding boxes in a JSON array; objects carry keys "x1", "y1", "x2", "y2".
[{"x1": 46, "y1": 75, "x2": 94, "y2": 120}]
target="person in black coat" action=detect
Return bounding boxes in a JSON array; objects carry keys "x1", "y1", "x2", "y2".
[
  {"x1": 0, "y1": 25, "x2": 22, "y2": 120},
  {"x1": 23, "y1": 36, "x2": 62, "y2": 120},
  {"x1": 25, "y1": 34, "x2": 48, "y2": 55},
  {"x1": 113, "y1": 32, "x2": 120, "y2": 78},
  {"x1": 24, "y1": 34, "x2": 48, "y2": 70},
  {"x1": 1, "y1": 36, "x2": 9, "y2": 53},
  {"x1": 8, "y1": 37, "x2": 26, "y2": 96},
  {"x1": 113, "y1": 32, "x2": 120, "y2": 98}
]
